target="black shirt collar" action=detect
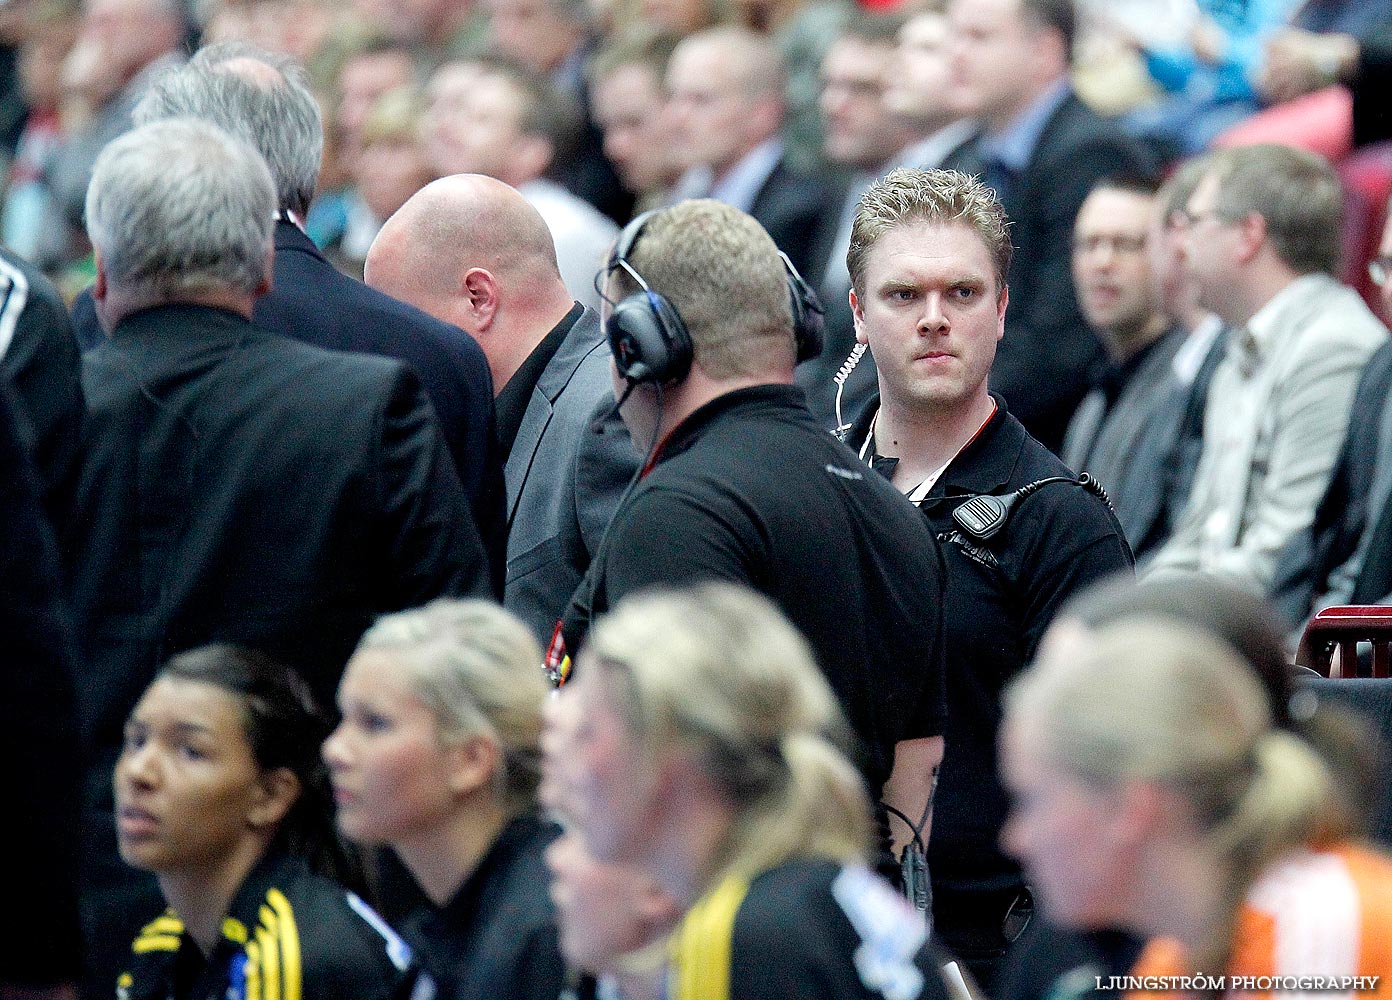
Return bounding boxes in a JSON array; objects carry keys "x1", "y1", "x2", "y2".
[
  {"x1": 425, "y1": 813, "x2": 552, "y2": 935},
  {"x1": 851, "y1": 392, "x2": 1026, "y2": 501},
  {"x1": 1095, "y1": 333, "x2": 1166, "y2": 407},
  {"x1": 495, "y1": 302, "x2": 584, "y2": 455},
  {"x1": 650, "y1": 383, "x2": 808, "y2": 470}
]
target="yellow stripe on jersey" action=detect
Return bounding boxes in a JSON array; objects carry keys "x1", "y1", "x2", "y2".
[
  {"x1": 257, "y1": 924, "x2": 280, "y2": 1000},
  {"x1": 246, "y1": 938, "x2": 263, "y2": 1000},
  {"x1": 223, "y1": 917, "x2": 248, "y2": 944},
  {"x1": 132, "y1": 934, "x2": 182, "y2": 954},
  {"x1": 268, "y1": 889, "x2": 303, "y2": 1000},
  {"x1": 140, "y1": 914, "x2": 184, "y2": 937},
  {"x1": 670, "y1": 875, "x2": 751, "y2": 1000}
]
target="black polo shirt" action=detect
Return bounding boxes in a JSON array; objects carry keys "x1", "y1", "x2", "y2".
[
  {"x1": 564, "y1": 384, "x2": 947, "y2": 799},
  {"x1": 404, "y1": 813, "x2": 565, "y2": 1000},
  {"x1": 671, "y1": 860, "x2": 952, "y2": 1000},
  {"x1": 850, "y1": 395, "x2": 1132, "y2": 899}
]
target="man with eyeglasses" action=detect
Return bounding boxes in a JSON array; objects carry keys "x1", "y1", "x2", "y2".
[
  {"x1": 1271, "y1": 204, "x2": 1392, "y2": 632},
  {"x1": 1061, "y1": 174, "x2": 1191, "y2": 560},
  {"x1": 1147, "y1": 144, "x2": 1388, "y2": 594}
]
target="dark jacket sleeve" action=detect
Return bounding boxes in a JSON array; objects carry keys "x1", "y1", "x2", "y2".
[
  {"x1": 0, "y1": 384, "x2": 82, "y2": 986},
  {"x1": 0, "y1": 255, "x2": 85, "y2": 527},
  {"x1": 370, "y1": 365, "x2": 493, "y2": 608}
]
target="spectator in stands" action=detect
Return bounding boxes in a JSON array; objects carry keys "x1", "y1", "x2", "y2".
[
  {"x1": 325, "y1": 600, "x2": 566, "y2": 1000},
  {"x1": 330, "y1": 87, "x2": 434, "y2": 278},
  {"x1": 559, "y1": 200, "x2": 948, "y2": 877},
  {"x1": 1002, "y1": 617, "x2": 1392, "y2": 990},
  {"x1": 67, "y1": 117, "x2": 488, "y2": 995},
  {"x1": 333, "y1": 35, "x2": 418, "y2": 165},
  {"x1": 587, "y1": 28, "x2": 682, "y2": 214},
  {"x1": 2, "y1": 1, "x2": 77, "y2": 267},
  {"x1": 544, "y1": 831, "x2": 679, "y2": 1000},
  {"x1": 664, "y1": 26, "x2": 831, "y2": 280},
  {"x1": 841, "y1": 167, "x2": 1131, "y2": 991},
  {"x1": 1062, "y1": 175, "x2": 1191, "y2": 560},
  {"x1": 1272, "y1": 205, "x2": 1392, "y2": 631},
  {"x1": 39, "y1": 0, "x2": 183, "y2": 272},
  {"x1": 423, "y1": 57, "x2": 617, "y2": 309},
  {"x1": 799, "y1": 11, "x2": 975, "y2": 428},
  {"x1": 941, "y1": 0, "x2": 1155, "y2": 454},
  {"x1": 545, "y1": 583, "x2": 953, "y2": 1000},
  {"x1": 1148, "y1": 144, "x2": 1387, "y2": 592},
  {"x1": 1116, "y1": 0, "x2": 1294, "y2": 155},
  {"x1": 484, "y1": 0, "x2": 630, "y2": 222},
  {"x1": 86, "y1": 42, "x2": 508, "y2": 587},
  {"x1": 114, "y1": 646, "x2": 414, "y2": 1000},
  {"x1": 365, "y1": 174, "x2": 638, "y2": 645},
  {"x1": 354, "y1": 0, "x2": 488, "y2": 64}
]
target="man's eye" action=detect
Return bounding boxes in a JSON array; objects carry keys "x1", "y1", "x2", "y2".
[{"x1": 361, "y1": 711, "x2": 391, "y2": 733}]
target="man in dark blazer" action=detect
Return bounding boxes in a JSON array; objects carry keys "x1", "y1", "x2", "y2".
[
  {"x1": 70, "y1": 41, "x2": 507, "y2": 592},
  {"x1": 665, "y1": 26, "x2": 832, "y2": 280},
  {"x1": 367, "y1": 174, "x2": 638, "y2": 645},
  {"x1": 68, "y1": 118, "x2": 489, "y2": 994},
  {"x1": 941, "y1": 0, "x2": 1156, "y2": 453},
  {"x1": 0, "y1": 246, "x2": 84, "y2": 528}
]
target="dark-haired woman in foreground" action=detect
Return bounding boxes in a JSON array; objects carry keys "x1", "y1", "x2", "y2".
[{"x1": 113, "y1": 644, "x2": 414, "y2": 1000}]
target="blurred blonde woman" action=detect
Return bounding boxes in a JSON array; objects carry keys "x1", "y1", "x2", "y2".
[
  {"x1": 324, "y1": 599, "x2": 565, "y2": 1000},
  {"x1": 543, "y1": 582, "x2": 951, "y2": 1000},
  {"x1": 1001, "y1": 617, "x2": 1392, "y2": 996}
]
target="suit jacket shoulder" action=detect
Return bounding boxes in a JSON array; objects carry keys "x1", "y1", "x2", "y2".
[
  {"x1": 504, "y1": 308, "x2": 637, "y2": 643},
  {"x1": 751, "y1": 158, "x2": 836, "y2": 281}
]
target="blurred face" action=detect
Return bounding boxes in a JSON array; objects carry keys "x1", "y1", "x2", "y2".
[
  {"x1": 486, "y1": 0, "x2": 580, "y2": 73},
  {"x1": 947, "y1": 0, "x2": 1041, "y2": 129},
  {"x1": 356, "y1": 136, "x2": 434, "y2": 222},
  {"x1": 323, "y1": 650, "x2": 458, "y2": 846},
  {"x1": 424, "y1": 70, "x2": 526, "y2": 179},
  {"x1": 1181, "y1": 173, "x2": 1246, "y2": 323},
  {"x1": 885, "y1": 13, "x2": 954, "y2": 128},
  {"x1": 1072, "y1": 187, "x2": 1161, "y2": 352},
  {"x1": 999, "y1": 718, "x2": 1130, "y2": 929},
  {"x1": 819, "y1": 37, "x2": 906, "y2": 170},
  {"x1": 545, "y1": 830, "x2": 676, "y2": 972},
  {"x1": 851, "y1": 219, "x2": 1006, "y2": 415},
  {"x1": 541, "y1": 661, "x2": 661, "y2": 865},
  {"x1": 666, "y1": 43, "x2": 762, "y2": 174},
  {"x1": 19, "y1": 22, "x2": 77, "y2": 110},
  {"x1": 593, "y1": 63, "x2": 678, "y2": 195},
  {"x1": 114, "y1": 677, "x2": 272, "y2": 874},
  {"x1": 338, "y1": 51, "x2": 416, "y2": 148}
]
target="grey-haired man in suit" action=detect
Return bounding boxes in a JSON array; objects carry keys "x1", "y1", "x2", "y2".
[{"x1": 366, "y1": 173, "x2": 639, "y2": 645}]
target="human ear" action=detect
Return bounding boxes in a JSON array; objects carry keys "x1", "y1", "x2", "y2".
[{"x1": 249, "y1": 768, "x2": 301, "y2": 830}]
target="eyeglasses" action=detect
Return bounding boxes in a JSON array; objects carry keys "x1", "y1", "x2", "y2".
[
  {"x1": 1173, "y1": 207, "x2": 1232, "y2": 228},
  {"x1": 1072, "y1": 233, "x2": 1148, "y2": 256},
  {"x1": 1369, "y1": 255, "x2": 1392, "y2": 288}
]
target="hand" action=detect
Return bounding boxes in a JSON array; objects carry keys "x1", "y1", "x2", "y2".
[
  {"x1": 1258, "y1": 29, "x2": 1359, "y2": 104},
  {"x1": 1190, "y1": 16, "x2": 1228, "y2": 66}
]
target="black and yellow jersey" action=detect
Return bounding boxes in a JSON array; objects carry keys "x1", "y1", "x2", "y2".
[
  {"x1": 669, "y1": 860, "x2": 951, "y2": 1000},
  {"x1": 117, "y1": 852, "x2": 415, "y2": 1000}
]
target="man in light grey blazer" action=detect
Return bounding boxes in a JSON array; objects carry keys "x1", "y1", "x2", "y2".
[
  {"x1": 1146, "y1": 144, "x2": 1388, "y2": 592},
  {"x1": 367, "y1": 174, "x2": 638, "y2": 643}
]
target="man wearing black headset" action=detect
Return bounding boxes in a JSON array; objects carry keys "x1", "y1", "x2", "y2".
[
  {"x1": 841, "y1": 167, "x2": 1132, "y2": 991},
  {"x1": 559, "y1": 198, "x2": 948, "y2": 883}
]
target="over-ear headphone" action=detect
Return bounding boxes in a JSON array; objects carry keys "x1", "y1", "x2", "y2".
[{"x1": 602, "y1": 209, "x2": 826, "y2": 385}]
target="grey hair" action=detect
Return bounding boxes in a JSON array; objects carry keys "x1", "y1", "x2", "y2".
[
  {"x1": 86, "y1": 118, "x2": 275, "y2": 297},
  {"x1": 134, "y1": 41, "x2": 323, "y2": 218}
]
